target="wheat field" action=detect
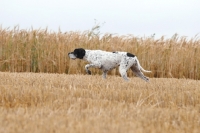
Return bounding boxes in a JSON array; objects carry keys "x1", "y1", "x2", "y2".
[
  {"x1": 0, "y1": 26, "x2": 200, "y2": 132},
  {"x1": 0, "y1": 26, "x2": 200, "y2": 79},
  {"x1": 0, "y1": 72, "x2": 200, "y2": 133}
]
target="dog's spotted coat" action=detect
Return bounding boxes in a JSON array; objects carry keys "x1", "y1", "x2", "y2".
[{"x1": 68, "y1": 48, "x2": 151, "y2": 82}]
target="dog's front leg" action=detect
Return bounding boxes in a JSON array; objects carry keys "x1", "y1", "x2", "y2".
[
  {"x1": 102, "y1": 70, "x2": 108, "y2": 79},
  {"x1": 85, "y1": 63, "x2": 101, "y2": 75}
]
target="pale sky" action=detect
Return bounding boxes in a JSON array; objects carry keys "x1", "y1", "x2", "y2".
[{"x1": 1, "y1": 0, "x2": 200, "y2": 38}]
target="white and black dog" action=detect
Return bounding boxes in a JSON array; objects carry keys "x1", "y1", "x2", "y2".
[{"x1": 68, "y1": 48, "x2": 151, "y2": 82}]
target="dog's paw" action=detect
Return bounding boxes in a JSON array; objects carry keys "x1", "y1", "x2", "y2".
[{"x1": 86, "y1": 70, "x2": 92, "y2": 75}]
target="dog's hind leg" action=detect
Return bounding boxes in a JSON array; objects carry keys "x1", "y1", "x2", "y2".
[
  {"x1": 119, "y1": 57, "x2": 134, "y2": 81},
  {"x1": 119, "y1": 65, "x2": 129, "y2": 81},
  {"x1": 131, "y1": 66, "x2": 149, "y2": 82}
]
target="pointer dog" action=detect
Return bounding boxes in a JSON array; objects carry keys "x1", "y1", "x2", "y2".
[{"x1": 68, "y1": 48, "x2": 151, "y2": 82}]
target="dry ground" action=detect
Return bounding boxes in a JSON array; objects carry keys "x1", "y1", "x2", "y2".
[{"x1": 0, "y1": 72, "x2": 200, "y2": 133}]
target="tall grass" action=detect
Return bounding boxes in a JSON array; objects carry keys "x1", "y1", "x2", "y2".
[{"x1": 0, "y1": 26, "x2": 200, "y2": 79}]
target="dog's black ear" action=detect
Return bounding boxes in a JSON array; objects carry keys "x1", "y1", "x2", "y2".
[{"x1": 74, "y1": 48, "x2": 86, "y2": 59}]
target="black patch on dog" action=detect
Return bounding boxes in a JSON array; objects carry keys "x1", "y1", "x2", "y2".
[
  {"x1": 127, "y1": 53, "x2": 135, "y2": 57},
  {"x1": 73, "y1": 48, "x2": 86, "y2": 59},
  {"x1": 112, "y1": 51, "x2": 116, "y2": 53}
]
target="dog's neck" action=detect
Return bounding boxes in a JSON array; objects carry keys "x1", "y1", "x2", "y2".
[{"x1": 83, "y1": 50, "x2": 90, "y2": 61}]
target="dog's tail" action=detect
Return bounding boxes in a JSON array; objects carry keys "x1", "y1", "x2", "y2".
[
  {"x1": 140, "y1": 66, "x2": 152, "y2": 73},
  {"x1": 136, "y1": 57, "x2": 151, "y2": 73}
]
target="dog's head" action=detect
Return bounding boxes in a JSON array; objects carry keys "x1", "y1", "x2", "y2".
[{"x1": 68, "y1": 48, "x2": 86, "y2": 60}]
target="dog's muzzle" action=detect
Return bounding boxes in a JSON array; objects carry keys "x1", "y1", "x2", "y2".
[{"x1": 68, "y1": 52, "x2": 77, "y2": 60}]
